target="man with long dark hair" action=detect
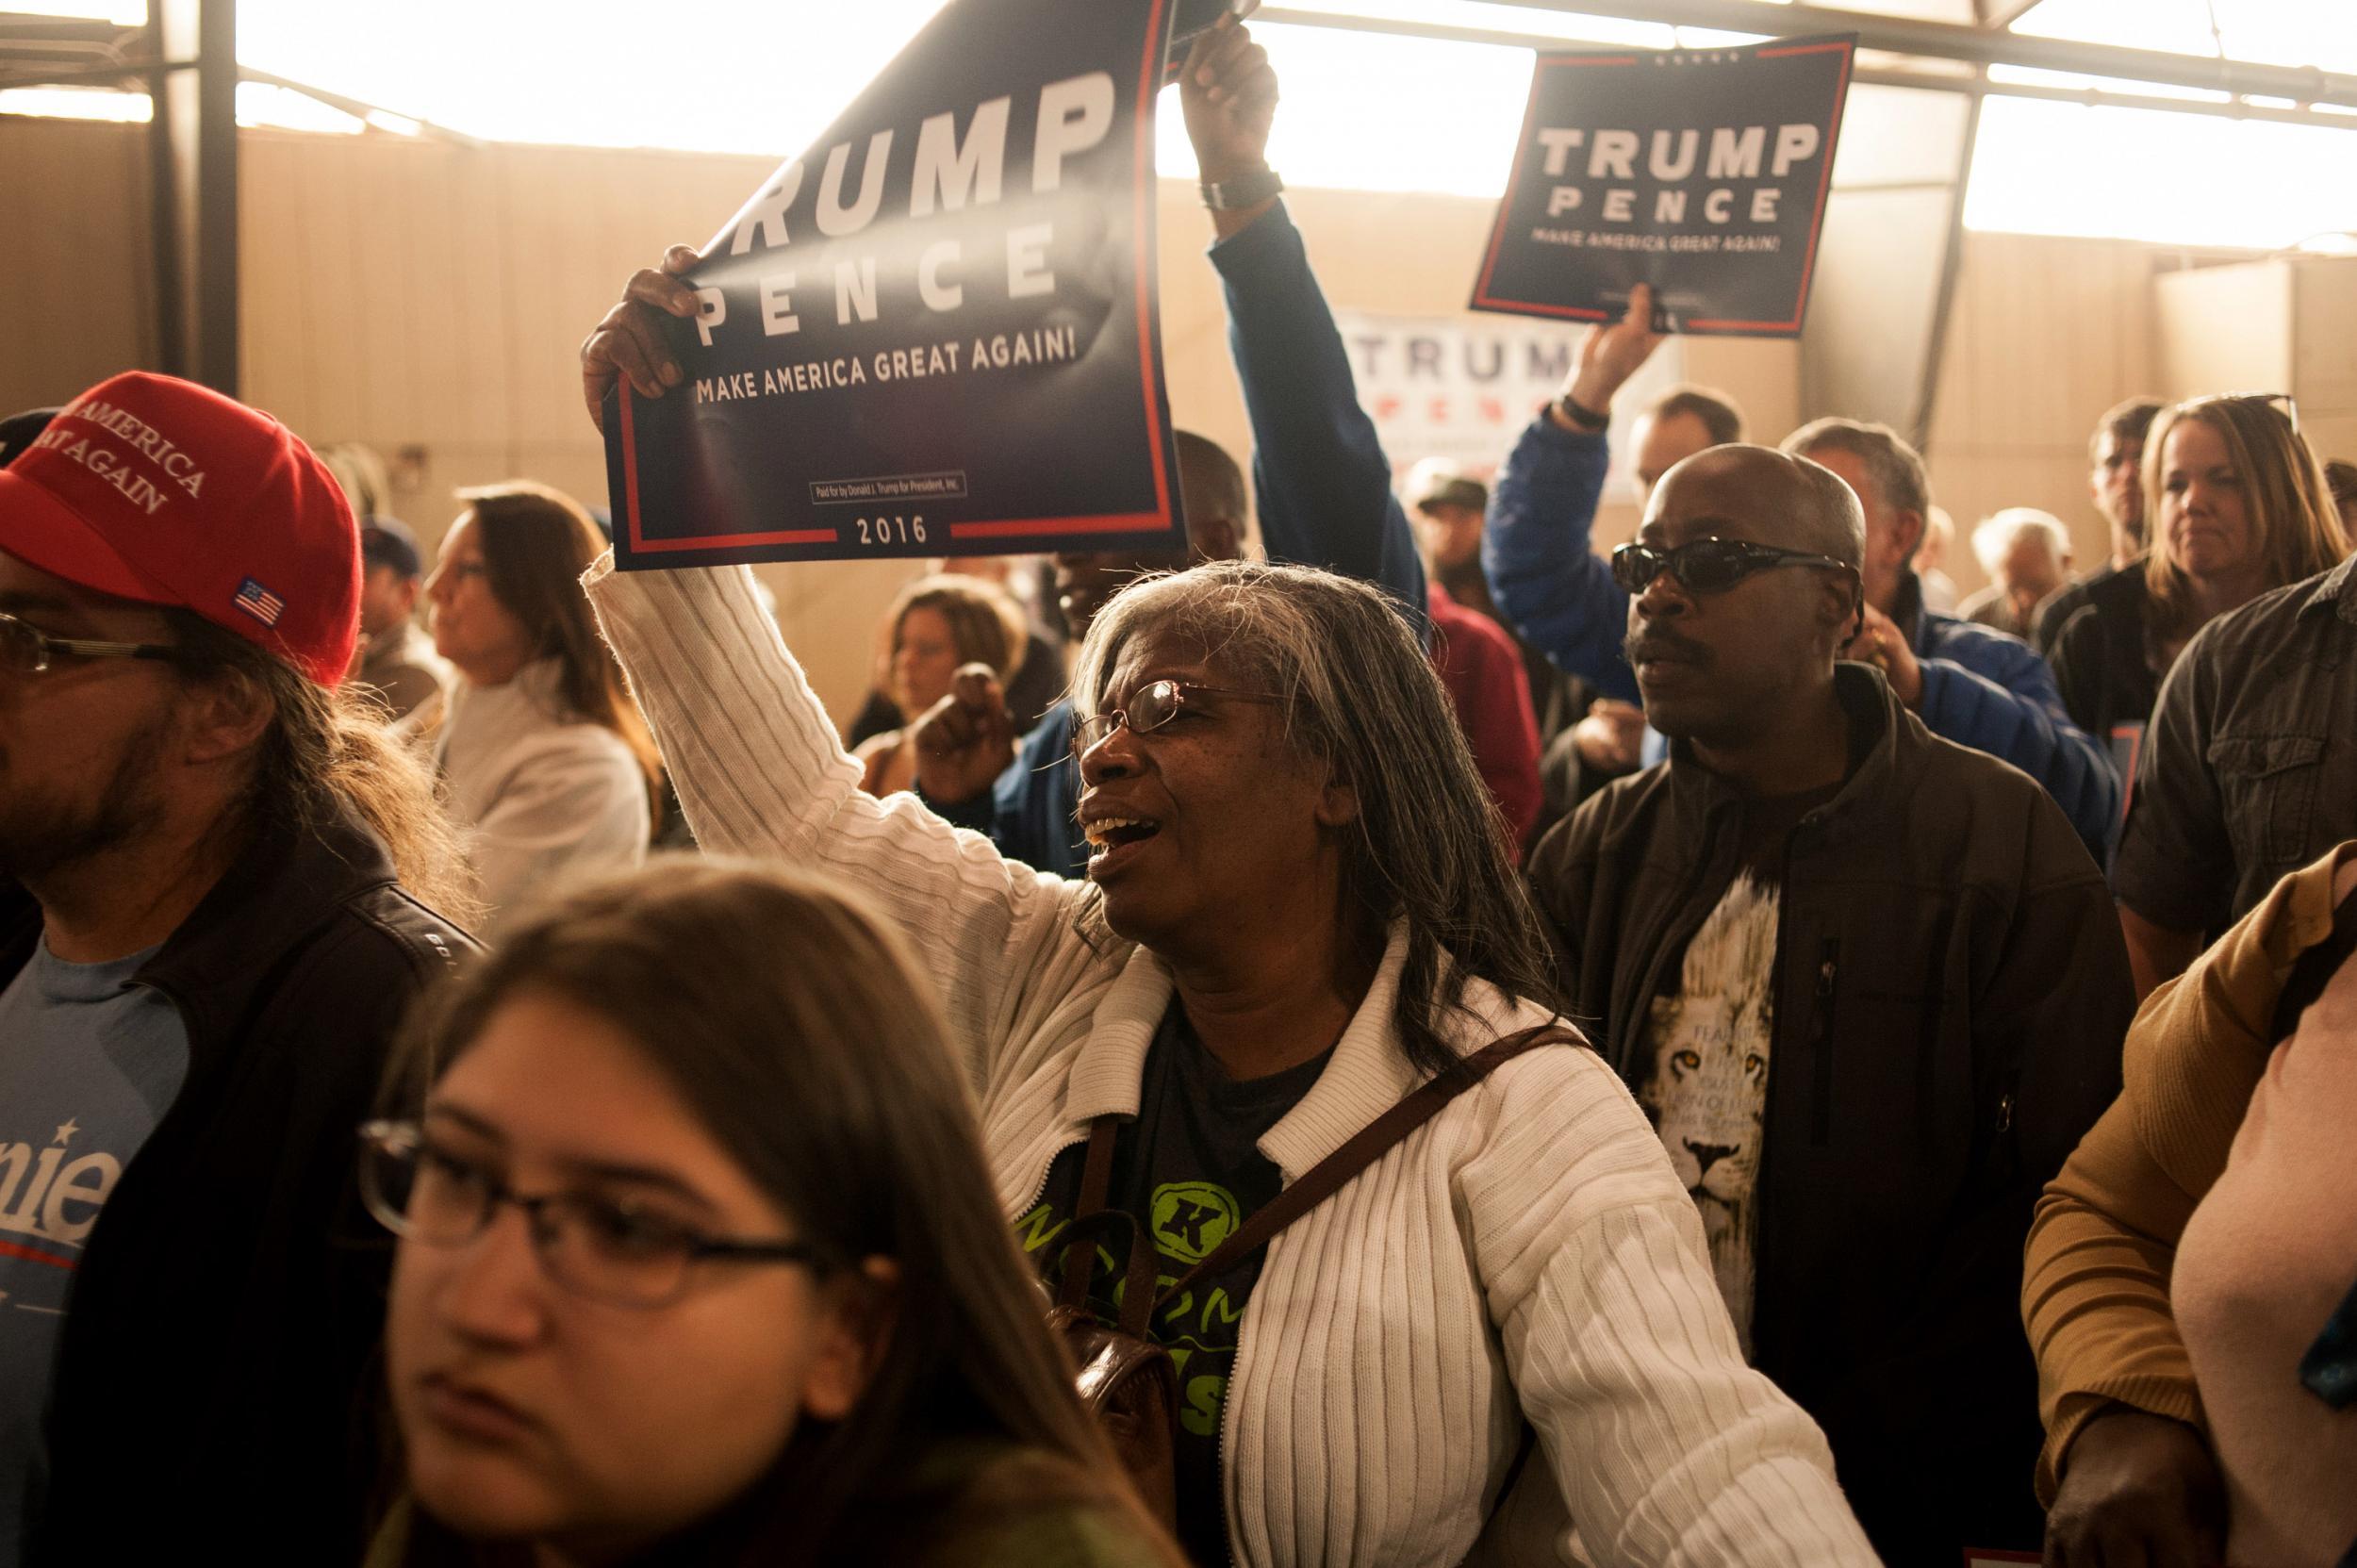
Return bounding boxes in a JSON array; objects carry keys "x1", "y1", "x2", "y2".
[{"x1": 0, "y1": 374, "x2": 473, "y2": 1564}]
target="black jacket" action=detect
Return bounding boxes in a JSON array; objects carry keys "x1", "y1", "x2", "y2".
[
  {"x1": 2047, "y1": 562, "x2": 2161, "y2": 749},
  {"x1": 5, "y1": 804, "x2": 473, "y2": 1565},
  {"x1": 1527, "y1": 666, "x2": 2133, "y2": 1564}
]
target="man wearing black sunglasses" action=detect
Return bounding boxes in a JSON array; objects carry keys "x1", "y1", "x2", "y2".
[
  {"x1": 1527, "y1": 442, "x2": 2133, "y2": 1564},
  {"x1": 1479, "y1": 298, "x2": 2117, "y2": 856}
]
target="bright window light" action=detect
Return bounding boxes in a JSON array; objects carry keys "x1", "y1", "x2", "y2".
[
  {"x1": 10, "y1": 2, "x2": 144, "y2": 20},
  {"x1": 1162, "y1": 20, "x2": 1532, "y2": 193},
  {"x1": 0, "y1": 85, "x2": 150, "y2": 122},
  {"x1": 1965, "y1": 95, "x2": 2357, "y2": 246},
  {"x1": 2016, "y1": 0, "x2": 2357, "y2": 74},
  {"x1": 232, "y1": 0, "x2": 952, "y2": 155},
  {"x1": 1271, "y1": 0, "x2": 1675, "y2": 46},
  {"x1": 235, "y1": 81, "x2": 361, "y2": 135}
]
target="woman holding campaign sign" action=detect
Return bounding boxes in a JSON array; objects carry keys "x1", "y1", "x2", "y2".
[
  {"x1": 570, "y1": 535, "x2": 1877, "y2": 1564},
  {"x1": 570, "y1": 18, "x2": 1871, "y2": 1563},
  {"x1": 360, "y1": 861, "x2": 1185, "y2": 1568}
]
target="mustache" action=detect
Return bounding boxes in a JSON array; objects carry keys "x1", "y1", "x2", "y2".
[{"x1": 1624, "y1": 626, "x2": 1712, "y2": 669}]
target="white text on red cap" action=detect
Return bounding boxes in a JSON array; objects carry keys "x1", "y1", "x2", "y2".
[{"x1": 28, "y1": 397, "x2": 211, "y2": 518}]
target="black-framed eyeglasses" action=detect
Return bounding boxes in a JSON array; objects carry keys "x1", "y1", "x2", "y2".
[
  {"x1": 0, "y1": 609, "x2": 179, "y2": 676},
  {"x1": 357, "y1": 1119, "x2": 829, "y2": 1311},
  {"x1": 1072, "y1": 678, "x2": 1284, "y2": 758},
  {"x1": 1610, "y1": 537, "x2": 1859, "y2": 597}
]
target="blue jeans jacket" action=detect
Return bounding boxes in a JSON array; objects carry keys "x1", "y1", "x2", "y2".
[
  {"x1": 935, "y1": 202, "x2": 1428, "y2": 878},
  {"x1": 1484, "y1": 412, "x2": 2121, "y2": 854}
]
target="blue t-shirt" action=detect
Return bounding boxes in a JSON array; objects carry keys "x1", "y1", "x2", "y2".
[{"x1": 0, "y1": 942, "x2": 190, "y2": 1563}]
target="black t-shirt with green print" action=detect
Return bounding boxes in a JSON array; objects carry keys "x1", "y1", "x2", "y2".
[{"x1": 1016, "y1": 1003, "x2": 1331, "y2": 1568}]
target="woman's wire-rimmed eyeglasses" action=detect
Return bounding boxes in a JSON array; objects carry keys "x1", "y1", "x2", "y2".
[{"x1": 1071, "y1": 678, "x2": 1284, "y2": 758}]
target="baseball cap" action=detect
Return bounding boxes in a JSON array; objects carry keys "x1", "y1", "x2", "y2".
[
  {"x1": 0, "y1": 372, "x2": 359, "y2": 685},
  {"x1": 360, "y1": 515, "x2": 424, "y2": 581},
  {"x1": 1407, "y1": 457, "x2": 1488, "y2": 514}
]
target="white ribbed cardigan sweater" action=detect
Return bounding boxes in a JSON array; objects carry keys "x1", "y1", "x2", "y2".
[{"x1": 585, "y1": 559, "x2": 1876, "y2": 1568}]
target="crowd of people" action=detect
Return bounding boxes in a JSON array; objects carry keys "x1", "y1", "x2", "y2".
[{"x1": 0, "y1": 17, "x2": 2351, "y2": 1568}]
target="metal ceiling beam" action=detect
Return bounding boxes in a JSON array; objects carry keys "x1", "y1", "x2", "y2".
[
  {"x1": 1979, "y1": 0, "x2": 2049, "y2": 30},
  {"x1": 1255, "y1": 6, "x2": 2357, "y2": 128},
  {"x1": 1465, "y1": 0, "x2": 2357, "y2": 108}
]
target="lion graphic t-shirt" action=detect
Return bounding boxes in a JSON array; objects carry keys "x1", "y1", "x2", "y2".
[
  {"x1": 1637, "y1": 873, "x2": 1782, "y2": 1355},
  {"x1": 1018, "y1": 1003, "x2": 1331, "y2": 1568}
]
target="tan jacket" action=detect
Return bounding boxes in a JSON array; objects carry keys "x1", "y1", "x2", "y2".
[{"x1": 2023, "y1": 839, "x2": 2357, "y2": 1500}]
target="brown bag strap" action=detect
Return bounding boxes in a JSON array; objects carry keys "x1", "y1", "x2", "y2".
[
  {"x1": 1150, "y1": 1023, "x2": 1581, "y2": 1312},
  {"x1": 1056, "y1": 1116, "x2": 1124, "y2": 1311}
]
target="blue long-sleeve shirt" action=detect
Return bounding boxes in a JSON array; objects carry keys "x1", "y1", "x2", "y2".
[
  {"x1": 935, "y1": 202, "x2": 1428, "y2": 878},
  {"x1": 1484, "y1": 412, "x2": 2122, "y2": 854}
]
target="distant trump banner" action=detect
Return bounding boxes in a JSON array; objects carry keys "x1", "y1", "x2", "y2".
[
  {"x1": 604, "y1": 0, "x2": 1185, "y2": 569},
  {"x1": 1470, "y1": 34, "x2": 1854, "y2": 338}
]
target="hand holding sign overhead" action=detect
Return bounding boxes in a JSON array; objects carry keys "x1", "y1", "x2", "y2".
[
  {"x1": 581, "y1": 246, "x2": 698, "y2": 429},
  {"x1": 1180, "y1": 15, "x2": 1277, "y2": 196},
  {"x1": 1555, "y1": 280, "x2": 1665, "y2": 425},
  {"x1": 600, "y1": 0, "x2": 1186, "y2": 569}
]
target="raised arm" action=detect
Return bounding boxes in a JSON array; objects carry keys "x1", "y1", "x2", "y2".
[
  {"x1": 1183, "y1": 19, "x2": 1426, "y2": 622},
  {"x1": 1480, "y1": 287, "x2": 1668, "y2": 704},
  {"x1": 583, "y1": 560, "x2": 1102, "y2": 1081},
  {"x1": 1483, "y1": 415, "x2": 1637, "y2": 701}
]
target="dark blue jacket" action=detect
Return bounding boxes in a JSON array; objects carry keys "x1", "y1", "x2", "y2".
[
  {"x1": 1482, "y1": 412, "x2": 2121, "y2": 853},
  {"x1": 938, "y1": 202, "x2": 1427, "y2": 878}
]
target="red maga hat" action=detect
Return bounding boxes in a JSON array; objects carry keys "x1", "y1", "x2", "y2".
[{"x1": 0, "y1": 371, "x2": 358, "y2": 685}]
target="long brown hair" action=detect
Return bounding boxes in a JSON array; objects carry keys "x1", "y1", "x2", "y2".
[
  {"x1": 2143, "y1": 396, "x2": 2350, "y2": 643},
  {"x1": 1070, "y1": 561, "x2": 1562, "y2": 1083},
  {"x1": 453, "y1": 482, "x2": 659, "y2": 797},
  {"x1": 377, "y1": 860, "x2": 1167, "y2": 1567},
  {"x1": 165, "y1": 610, "x2": 481, "y2": 925}
]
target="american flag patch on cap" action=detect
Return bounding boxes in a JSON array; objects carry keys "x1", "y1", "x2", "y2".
[{"x1": 233, "y1": 577, "x2": 286, "y2": 627}]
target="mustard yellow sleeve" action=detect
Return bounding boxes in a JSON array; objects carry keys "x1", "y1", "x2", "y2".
[{"x1": 2022, "y1": 843, "x2": 2355, "y2": 1502}]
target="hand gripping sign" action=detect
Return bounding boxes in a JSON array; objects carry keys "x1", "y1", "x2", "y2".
[
  {"x1": 1470, "y1": 35, "x2": 1855, "y2": 338},
  {"x1": 604, "y1": 0, "x2": 1188, "y2": 569}
]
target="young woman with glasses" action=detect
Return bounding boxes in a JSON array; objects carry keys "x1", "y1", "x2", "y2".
[{"x1": 358, "y1": 861, "x2": 1183, "y2": 1568}]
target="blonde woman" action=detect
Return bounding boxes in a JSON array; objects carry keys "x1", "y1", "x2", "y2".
[{"x1": 2048, "y1": 393, "x2": 2347, "y2": 751}]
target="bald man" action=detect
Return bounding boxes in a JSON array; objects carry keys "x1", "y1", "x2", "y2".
[{"x1": 1527, "y1": 445, "x2": 2133, "y2": 1564}]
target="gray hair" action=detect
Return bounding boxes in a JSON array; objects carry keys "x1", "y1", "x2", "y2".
[
  {"x1": 1070, "y1": 562, "x2": 1559, "y2": 1081},
  {"x1": 1971, "y1": 507, "x2": 2071, "y2": 578},
  {"x1": 1782, "y1": 418, "x2": 1932, "y2": 540}
]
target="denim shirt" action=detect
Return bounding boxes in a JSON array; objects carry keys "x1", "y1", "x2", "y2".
[{"x1": 2115, "y1": 553, "x2": 2357, "y2": 934}]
